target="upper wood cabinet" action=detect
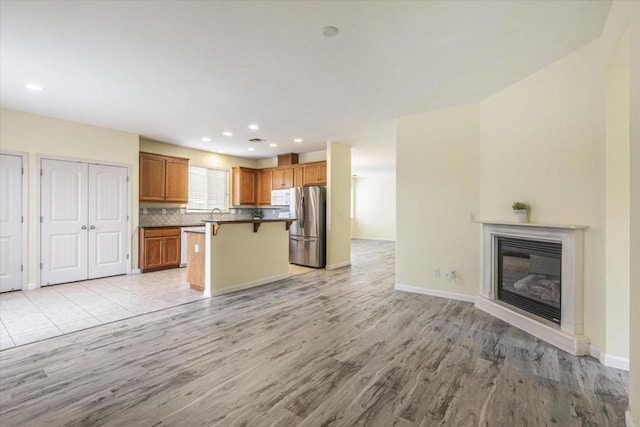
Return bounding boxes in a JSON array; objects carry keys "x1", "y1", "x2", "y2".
[
  {"x1": 272, "y1": 167, "x2": 294, "y2": 189},
  {"x1": 293, "y1": 166, "x2": 303, "y2": 188},
  {"x1": 257, "y1": 168, "x2": 273, "y2": 205},
  {"x1": 232, "y1": 166, "x2": 257, "y2": 206},
  {"x1": 139, "y1": 152, "x2": 189, "y2": 203},
  {"x1": 302, "y1": 162, "x2": 327, "y2": 186}
]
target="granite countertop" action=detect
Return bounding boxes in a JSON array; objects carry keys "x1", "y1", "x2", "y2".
[
  {"x1": 202, "y1": 218, "x2": 295, "y2": 224},
  {"x1": 139, "y1": 224, "x2": 204, "y2": 229},
  {"x1": 140, "y1": 217, "x2": 295, "y2": 229}
]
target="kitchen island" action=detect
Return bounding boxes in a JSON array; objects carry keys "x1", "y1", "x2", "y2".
[{"x1": 186, "y1": 218, "x2": 295, "y2": 297}]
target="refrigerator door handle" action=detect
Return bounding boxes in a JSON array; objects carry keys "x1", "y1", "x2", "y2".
[
  {"x1": 299, "y1": 193, "x2": 305, "y2": 228},
  {"x1": 291, "y1": 236, "x2": 316, "y2": 242}
]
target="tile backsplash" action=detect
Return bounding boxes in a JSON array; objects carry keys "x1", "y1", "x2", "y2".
[{"x1": 139, "y1": 207, "x2": 289, "y2": 227}]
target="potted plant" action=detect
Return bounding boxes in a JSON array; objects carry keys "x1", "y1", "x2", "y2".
[{"x1": 512, "y1": 202, "x2": 529, "y2": 223}]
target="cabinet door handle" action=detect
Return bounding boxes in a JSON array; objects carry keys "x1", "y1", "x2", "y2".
[
  {"x1": 81, "y1": 225, "x2": 87, "y2": 230},
  {"x1": 89, "y1": 225, "x2": 95, "y2": 230}
]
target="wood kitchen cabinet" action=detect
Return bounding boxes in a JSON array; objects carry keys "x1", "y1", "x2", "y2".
[
  {"x1": 293, "y1": 166, "x2": 303, "y2": 188},
  {"x1": 139, "y1": 227, "x2": 181, "y2": 272},
  {"x1": 302, "y1": 161, "x2": 327, "y2": 186},
  {"x1": 231, "y1": 166, "x2": 257, "y2": 206},
  {"x1": 257, "y1": 168, "x2": 273, "y2": 205},
  {"x1": 139, "y1": 152, "x2": 189, "y2": 203},
  {"x1": 272, "y1": 167, "x2": 294, "y2": 189}
]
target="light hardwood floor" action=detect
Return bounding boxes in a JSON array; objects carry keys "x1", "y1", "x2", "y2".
[{"x1": 0, "y1": 240, "x2": 628, "y2": 426}]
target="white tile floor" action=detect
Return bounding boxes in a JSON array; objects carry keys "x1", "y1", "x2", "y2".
[
  {"x1": 0, "y1": 264, "x2": 316, "y2": 350},
  {"x1": 0, "y1": 268, "x2": 205, "y2": 350}
]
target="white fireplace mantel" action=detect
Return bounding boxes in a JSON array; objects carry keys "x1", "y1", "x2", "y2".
[{"x1": 475, "y1": 221, "x2": 589, "y2": 355}]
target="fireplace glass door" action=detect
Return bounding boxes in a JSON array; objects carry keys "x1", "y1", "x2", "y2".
[{"x1": 497, "y1": 237, "x2": 562, "y2": 324}]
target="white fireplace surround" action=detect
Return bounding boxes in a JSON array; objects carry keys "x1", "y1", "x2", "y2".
[{"x1": 475, "y1": 221, "x2": 589, "y2": 355}]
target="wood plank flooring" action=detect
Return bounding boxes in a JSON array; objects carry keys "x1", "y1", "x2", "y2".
[{"x1": 0, "y1": 240, "x2": 628, "y2": 426}]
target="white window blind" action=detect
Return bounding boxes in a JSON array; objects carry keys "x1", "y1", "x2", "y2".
[{"x1": 187, "y1": 166, "x2": 228, "y2": 211}]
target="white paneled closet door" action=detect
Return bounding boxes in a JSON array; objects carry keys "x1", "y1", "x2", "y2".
[
  {"x1": 41, "y1": 159, "x2": 128, "y2": 286},
  {"x1": 0, "y1": 154, "x2": 24, "y2": 292},
  {"x1": 41, "y1": 159, "x2": 89, "y2": 285},
  {"x1": 88, "y1": 164, "x2": 128, "y2": 279}
]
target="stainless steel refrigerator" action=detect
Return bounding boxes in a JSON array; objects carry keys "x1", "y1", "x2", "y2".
[{"x1": 288, "y1": 186, "x2": 326, "y2": 267}]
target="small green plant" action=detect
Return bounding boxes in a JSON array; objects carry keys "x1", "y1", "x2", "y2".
[{"x1": 512, "y1": 202, "x2": 529, "y2": 211}]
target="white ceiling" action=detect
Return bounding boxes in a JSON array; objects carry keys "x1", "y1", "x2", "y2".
[{"x1": 0, "y1": 1, "x2": 611, "y2": 175}]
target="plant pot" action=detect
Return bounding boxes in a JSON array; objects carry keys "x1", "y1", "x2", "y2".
[{"x1": 513, "y1": 209, "x2": 528, "y2": 223}]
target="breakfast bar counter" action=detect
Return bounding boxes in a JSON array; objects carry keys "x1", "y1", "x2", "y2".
[{"x1": 186, "y1": 218, "x2": 295, "y2": 297}]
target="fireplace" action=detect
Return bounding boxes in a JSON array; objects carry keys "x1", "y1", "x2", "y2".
[
  {"x1": 476, "y1": 222, "x2": 588, "y2": 355},
  {"x1": 497, "y1": 237, "x2": 561, "y2": 324}
]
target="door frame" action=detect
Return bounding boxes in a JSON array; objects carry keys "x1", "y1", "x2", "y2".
[
  {"x1": 37, "y1": 155, "x2": 131, "y2": 287},
  {"x1": 0, "y1": 151, "x2": 28, "y2": 291}
]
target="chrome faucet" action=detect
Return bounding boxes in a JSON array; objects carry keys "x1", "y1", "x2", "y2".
[{"x1": 210, "y1": 208, "x2": 222, "y2": 219}]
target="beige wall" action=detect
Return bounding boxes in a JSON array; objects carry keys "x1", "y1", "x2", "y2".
[
  {"x1": 351, "y1": 174, "x2": 396, "y2": 241},
  {"x1": 140, "y1": 138, "x2": 259, "y2": 171},
  {"x1": 208, "y1": 222, "x2": 289, "y2": 295},
  {"x1": 605, "y1": 59, "x2": 630, "y2": 360},
  {"x1": 396, "y1": 104, "x2": 480, "y2": 297},
  {"x1": 479, "y1": 41, "x2": 608, "y2": 352},
  {"x1": 326, "y1": 141, "x2": 351, "y2": 269},
  {"x1": 620, "y1": 0, "x2": 640, "y2": 423},
  {"x1": 0, "y1": 108, "x2": 140, "y2": 283}
]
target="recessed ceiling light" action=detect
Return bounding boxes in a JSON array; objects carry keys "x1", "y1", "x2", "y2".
[
  {"x1": 248, "y1": 147, "x2": 256, "y2": 151},
  {"x1": 201, "y1": 137, "x2": 211, "y2": 142},
  {"x1": 222, "y1": 131, "x2": 233, "y2": 137},
  {"x1": 248, "y1": 123, "x2": 259, "y2": 131},
  {"x1": 322, "y1": 26, "x2": 339, "y2": 38},
  {"x1": 269, "y1": 143, "x2": 277, "y2": 147},
  {"x1": 294, "y1": 138, "x2": 303, "y2": 143},
  {"x1": 25, "y1": 83, "x2": 45, "y2": 92}
]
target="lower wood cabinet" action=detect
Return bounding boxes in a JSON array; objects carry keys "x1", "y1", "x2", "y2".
[{"x1": 139, "y1": 227, "x2": 181, "y2": 272}]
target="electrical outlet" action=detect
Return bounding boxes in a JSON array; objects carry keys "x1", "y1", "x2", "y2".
[
  {"x1": 434, "y1": 268, "x2": 440, "y2": 278},
  {"x1": 161, "y1": 208, "x2": 167, "y2": 215}
]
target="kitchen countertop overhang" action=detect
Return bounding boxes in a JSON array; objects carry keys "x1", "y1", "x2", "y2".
[{"x1": 201, "y1": 218, "x2": 296, "y2": 235}]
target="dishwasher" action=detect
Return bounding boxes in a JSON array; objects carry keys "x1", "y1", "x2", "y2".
[{"x1": 180, "y1": 226, "x2": 205, "y2": 266}]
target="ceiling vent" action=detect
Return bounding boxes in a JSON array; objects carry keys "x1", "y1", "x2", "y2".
[{"x1": 248, "y1": 138, "x2": 265, "y2": 143}]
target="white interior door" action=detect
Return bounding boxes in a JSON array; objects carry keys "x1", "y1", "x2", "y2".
[
  {"x1": 88, "y1": 164, "x2": 128, "y2": 279},
  {"x1": 41, "y1": 159, "x2": 88, "y2": 285},
  {"x1": 0, "y1": 154, "x2": 23, "y2": 292}
]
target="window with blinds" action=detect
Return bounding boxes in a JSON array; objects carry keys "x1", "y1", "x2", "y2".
[{"x1": 187, "y1": 166, "x2": 229, "y2": 211}]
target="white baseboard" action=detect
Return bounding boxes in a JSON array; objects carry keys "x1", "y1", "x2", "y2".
[
  {"x1": 131, "y1": 268, "x2": 141, "y2": 275},
  {"x1": 211, "y1": 273, "x2": 289, "y2": 297},
  {"x1": 395, "y1": 283, "x2": 475, "y2": 303},
  {"x1": 627, "y1": 410, "x2": 635, "y2": 427},
  {"x1": 351, "y1": 237, "x2": 396, "y2": 242},
  {"x1": 603, "y1": 353, "x2": 630, "y2": 371},
  {"x1": 25, "y1": 282, "x2": 38, "y2": 290},
  {"x1": 589, "y1": 345, "x2": 630, "y2": 371},
  {"x1": 326, "y1": 261, "x2": 351, "y2": 270}
]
